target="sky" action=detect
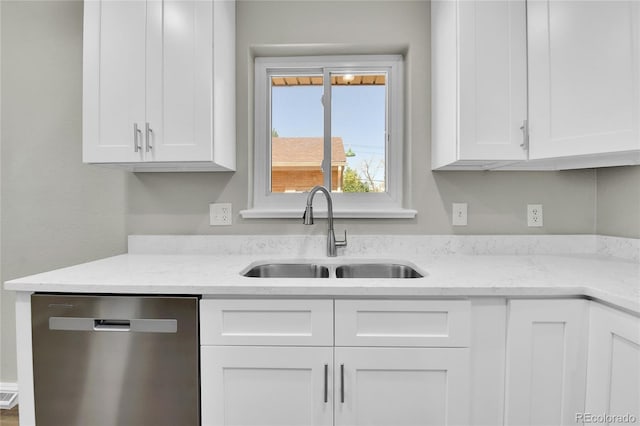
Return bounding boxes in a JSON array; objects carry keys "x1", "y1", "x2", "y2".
[{"x1": 271, "y1": 81, "x2": 386, "y2": 187}]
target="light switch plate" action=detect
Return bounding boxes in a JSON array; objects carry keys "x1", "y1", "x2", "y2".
[
  {"x1": 527, "y1": 204, "x2": 543, "y2": 227},
  {"x1": 210, "y1": 203, "x2": 232, "y2": 226},
  {"x1": 452, "y1": 203, "x2": 468, "y2": 226}
]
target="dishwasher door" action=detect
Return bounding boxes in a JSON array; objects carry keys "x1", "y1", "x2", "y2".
[{"x1": 31, "y1": 294, "x2": 199, "y2": 426}]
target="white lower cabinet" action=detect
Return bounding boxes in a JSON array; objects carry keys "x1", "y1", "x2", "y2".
[
  {"x1": 201, "y1": 346, "x2": 333, "y2": 426},
  {"x1": 585, "y1": 303, "x2": 640, "y2": 422},
  {"x1": 505, "y1": 299, "x2": 589, "y2": 426},
  {"x1": 200, "y1": 346, "x2": 470, "y2": 426},
  {"x1": 200, "y1": 298, "x2": 471, "y2": 426},
  {"x1": 334, "y1": 347, "x2": 469, "y2": 426},
  {"x1": 200, "y1": 297, "x2": 638, "y2": 426}
]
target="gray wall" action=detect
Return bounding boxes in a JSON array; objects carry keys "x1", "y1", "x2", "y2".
[
  {"x1": 1, "y1": 0, "x2": 127, "y2": 383},
  {"x1": 596, "y1": 166, "x2": 640, "y2": 238},
  {"x1": 127, "y1": 0, "x2": 597, "y2": 236}
]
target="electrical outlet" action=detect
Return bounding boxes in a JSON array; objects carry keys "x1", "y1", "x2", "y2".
[
  {"x1": 527, "y1": 204, "x2": 543, "y2": 227},
  {"x1": 452, "y1": 203, "x2": 468, "y2": 226},
  {"x1": 210, "y1": 203, "x2": 232, "y2": 226}
]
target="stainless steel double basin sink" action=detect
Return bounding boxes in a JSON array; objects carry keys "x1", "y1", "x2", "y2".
[{"x1": 242, "y1": 261, "x2": 424, "y2": 279}]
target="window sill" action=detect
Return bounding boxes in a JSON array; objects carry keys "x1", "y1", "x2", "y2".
[{"x1": 239, "y1": 208, "x2": 417, "y2": 219}]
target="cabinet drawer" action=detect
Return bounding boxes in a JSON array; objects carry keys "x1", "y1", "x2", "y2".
[
  {"x1": 335, "y1": 300, "x2": 471, "y2": 347},
  {"x1": 200, "y1": 299, "x2": 333, "y2": 346}
]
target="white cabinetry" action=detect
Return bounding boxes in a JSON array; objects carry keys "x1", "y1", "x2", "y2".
[
  {"x1": 334, "y1": 300, "x2": 471, "y2": 426},
  {"x1": 431, "y1": 0, "x2": 528, "y2": 170},
  {"x1": 505, "y1": 299, "x2": 589, "y2": 426},
  {"x1": 201, "y1": 346, "x2": 334, "y2": 426},
  {"x1": 432, "y1": 0, "x2": 640, "y2": 170},
  {"x1": 585, "y1": 303, "x2": 640, "y2": 421},
  {"x1": 334, "y1": 347, "x2": 469, "y2": 426},
  {"x1": 83, "y1": 0, "x2": 236, "y2": 172},
  {"x1": 526, "y1": 0, "x2": 640, "y2": 168},
  {"x1": 200, "y1": 299, "x2": 333, "y2": 426},
  {"x1": 200, "y1": 299, "x2": 471, "y2": 426}
]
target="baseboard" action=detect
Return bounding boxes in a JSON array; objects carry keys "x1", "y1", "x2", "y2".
[{"x1": 0, "y1": 382, "x2": 18, "y2": 410}]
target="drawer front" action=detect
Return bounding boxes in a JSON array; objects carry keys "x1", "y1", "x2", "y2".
[
  {"x1": 335, "y1": 300, "x2": 471, "y2": 347},
  {"x1": 200, "y1": 299, "x2": 333, "y2": 346}
]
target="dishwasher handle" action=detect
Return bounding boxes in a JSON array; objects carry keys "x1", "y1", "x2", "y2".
[
  {"x1": 94, "y1": 319, "x2": 131, "y2": 331},
  {"x1": 49, "y1": 317, "x2": 177, "y2": 333}
]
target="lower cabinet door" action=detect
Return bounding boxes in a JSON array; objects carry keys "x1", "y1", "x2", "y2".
[
  {"x1": 334, "y1": 347, "x2": 470, "y2": 426},
  {"x1": 505, "y1": 299, "x2": 589, "y2": 426},
  {"x1": 585, "y1": 303, "x2": 640, "y2": 422},
  {"x1": 201, "y1": 346, "x2": 333, "y2": 426}
]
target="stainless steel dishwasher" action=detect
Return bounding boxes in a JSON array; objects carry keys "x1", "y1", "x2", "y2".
[{"x1": 31, "y1": 294, "x2": 200, "y2": 426}]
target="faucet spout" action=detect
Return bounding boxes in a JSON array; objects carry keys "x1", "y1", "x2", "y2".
[{"x1": 303, "y1": 185, "x2": 347, "y2": 257}]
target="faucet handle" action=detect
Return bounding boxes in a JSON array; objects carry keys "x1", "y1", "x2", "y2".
[{"x1": 336, "y1": 230, "x2": 347, "y2": 247}]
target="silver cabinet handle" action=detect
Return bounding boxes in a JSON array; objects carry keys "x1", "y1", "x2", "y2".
[
  {"x1": 324, "y1": 364, "x2": 328, "y2": 403},
  {"x1": 520, "y1": 119, "x2": 529, "y2": 150},
  {"x1": 133, "y1": 123, "x2": 143, "y2": 152},
  {"x1": 145, "y1": 122, "x2": 153, "y2": 152},
  {"x1": 340, "y1": 363, "x2": 344, "y2": 403}
]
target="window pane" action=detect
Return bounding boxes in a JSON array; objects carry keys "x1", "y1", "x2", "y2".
[
  {"x1": 331, "y1": 73, "x2": 387, "y2": 193},
  {"x1": 270, "y1": 75, "x2": 324, "y2": 193}
]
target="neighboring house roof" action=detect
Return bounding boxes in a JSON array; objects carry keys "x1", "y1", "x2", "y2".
[{"x1": 272, "y1": 137, "x2": 347, "y2": 167}]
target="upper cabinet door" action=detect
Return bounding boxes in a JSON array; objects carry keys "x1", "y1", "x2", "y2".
[
  {"x1": 528, "y1": 0, "x2": 640, "y2": 160},
  {"x1": 457, "y1": 0, "x2": 528, "y2": 161},
  {"x1": 431, "y1": 0, "x2": 528, "y2": 170},
  {"x1": 83, "y1": 0, "x2": 146, "y2": 163},
  {"x1": 146, "y1": 0, "x2": 214, "y2": 163}
]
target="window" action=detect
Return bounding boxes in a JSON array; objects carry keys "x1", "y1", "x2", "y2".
[{"x1": 244, "y1": 55, "x2": 414, "y2": 219}]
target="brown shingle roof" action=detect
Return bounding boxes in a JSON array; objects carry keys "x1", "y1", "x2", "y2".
[{"x1": 272, "y1": 137, "x2": 347, "y2": 167}]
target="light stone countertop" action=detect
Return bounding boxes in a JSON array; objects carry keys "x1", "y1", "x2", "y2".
[{"x1": 5, "y1": 250, "x2": 640, "y2": 314}]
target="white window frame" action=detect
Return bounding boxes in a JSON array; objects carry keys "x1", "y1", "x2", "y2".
[{"x1": 242, "y1": 55, "x2": 415, "y2": 219}]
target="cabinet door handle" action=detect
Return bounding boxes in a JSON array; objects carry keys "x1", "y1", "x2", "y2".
[
  {"x1": 145, "y1": 122, "x2": 153, "y2": 152},
  {"x1": 340, "y1": 363, "x2": 344, "y2": 403},
  {"x1": 324, "y1": 364, "x2": 328, "y2": 403},
  {"x1": 520, "y1": 119, "x2": 529, "y2": 150},
  {"x1": 133, "y1": 123, "x2": 143, "y2": 152}
]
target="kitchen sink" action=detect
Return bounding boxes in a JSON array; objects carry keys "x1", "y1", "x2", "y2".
[
  {"x1": 242, "y1": 261, "x2": 424, "y2": 279},
  {"x1": 335, "y1": 263, "x2": 423, "y2": 278},
  {"x1": 243, "y1": 263, "x2": 330, "y2": 278}
]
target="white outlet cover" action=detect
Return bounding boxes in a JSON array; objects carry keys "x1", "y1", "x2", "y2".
[
  {"x1": 527, "y1": 204, "x2": 543, "y2": 227},
  {"x1": 210, "y1": 203, "x2": 232, "y2": 226},
  {"x1": 452, "y1": 203, "x2": 468, "y2": 226}
]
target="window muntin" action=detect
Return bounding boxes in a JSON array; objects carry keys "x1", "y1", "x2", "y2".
[{"x1": 252, "y1": 55, "x2": 405, "y2": 216}]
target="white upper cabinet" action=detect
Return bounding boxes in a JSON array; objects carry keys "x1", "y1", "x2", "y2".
[
  {"x1": 525, "y1": 0, "x2": 640, "y2": 168},
  {"x1": 83, "y1": 1, "x2": 147, "y2": 164},
  {"x1": 432, "y1": 0, "x2": 640, "y2": 170},
  {"x1": 431, "y1": 0, "x2": 528, "y2": 170},
  {"x1": 83, "y1": 0, "x2": 236, "y2": 172}
]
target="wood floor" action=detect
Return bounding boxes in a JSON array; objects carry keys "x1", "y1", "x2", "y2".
[{"x1": 0, "y1": 406, "x2": 19, "y2": 426}]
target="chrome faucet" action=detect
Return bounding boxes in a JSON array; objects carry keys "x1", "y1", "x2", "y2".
[{"x1": 302, "y1": 185, "x2": 347, "y2": 257}]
